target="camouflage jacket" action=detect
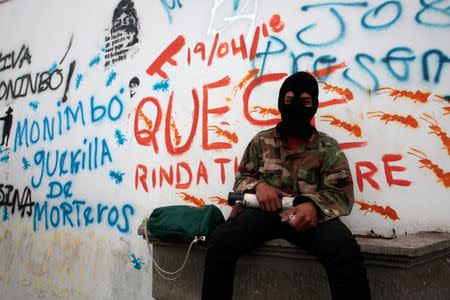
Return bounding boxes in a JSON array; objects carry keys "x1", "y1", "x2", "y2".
[{"x1": 233, "y1": 127, "x2": 354, "y2": 222}]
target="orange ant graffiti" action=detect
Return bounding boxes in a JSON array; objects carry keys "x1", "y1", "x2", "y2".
[
  {"x1": 233, "y1": 69, "x2": 259, "y2": 96},
  {"x1": 209, "y1": 196, "x2": 228, "y2": 205},
  {"x1": 355, "y1": 200, "x2": 399, "y2": 221},
  {"x1": 177, "y1": 192, "x2": 206, "y2": 206},
  {"x1": 367, "y1": 111, "x2": 419, "y2": 128},
  {"x1": 138, "y1": 111, "x2": 153, "y2": 129},
  {"x1": 250, "y1": 106, "x2": 281, "y2": 117},
  {"x1": 408, "y1": 148, "x2": 450, "y2": 188},
  {"x1": 320, "y1": 82, "x2": 354, "y2": 101},
  {"x1": 420, "y1": 114, "x2": 450, "y2": 155},
  {"x1": 434, "y1": 95, "x2": 450, "y2": 115},
  {"x1": 376, "y1": 87, "x2": 430, "y2": 103},
  {"x1": 170, "y1": 117, "x2": 182, "y2": 146},
  {"x1": 320, "y1": 115, "x2": 362, "y2": 137},
  {"x1": 208, "y1": 125, "x2": 238, "y2": 144}
]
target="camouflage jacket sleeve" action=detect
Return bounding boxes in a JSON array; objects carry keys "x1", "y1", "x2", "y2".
[
  {"x1": 302, "y1": 138, "x2": 355, "y2": 222},
  {"x1": 233, "y1": 135, "x2": 265, "y2": 193}
]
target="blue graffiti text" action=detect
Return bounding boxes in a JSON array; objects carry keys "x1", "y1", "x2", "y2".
[{"x1": 33, "y1": 200, "x2": 135, "y2": 234}]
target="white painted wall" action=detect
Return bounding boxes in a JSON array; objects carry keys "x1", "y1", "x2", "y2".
[{"x1": 0, "y1": 0, "x2": 449, "y2": 298}]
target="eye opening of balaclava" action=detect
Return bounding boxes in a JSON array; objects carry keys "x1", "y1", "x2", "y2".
[{"x1": 277, "y1": 71, "x2": 319, "y2": 139}]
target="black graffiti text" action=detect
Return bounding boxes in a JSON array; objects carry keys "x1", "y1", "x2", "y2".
[
  {"x1": 0, "y1": 184, "x2": 34, "y2": 218},
  {"x1": 0, "y1": 68, "x2": 64, "y2": 102},
  {"x1": 0, "y1": 44, "x2": 32, "y2": 72}
]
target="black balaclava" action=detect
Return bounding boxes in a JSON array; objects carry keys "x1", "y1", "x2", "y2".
[{"x1": 277, "y1": 71, "x2": 319, "y2": 139}]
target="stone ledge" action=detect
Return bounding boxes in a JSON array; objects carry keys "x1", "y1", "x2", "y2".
[
  {"x1": 138, "y1": 218, "x2": 450, "y2": 261},
  {"x1": 138, "y1": 219, "x2": 450, "y2": 300}
]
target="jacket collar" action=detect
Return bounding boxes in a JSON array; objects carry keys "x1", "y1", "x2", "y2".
[{"x1": 273, "y1": 126, "x2": 319, "y2": 151}]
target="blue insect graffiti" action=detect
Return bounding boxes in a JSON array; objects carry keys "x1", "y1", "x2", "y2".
[
  {"x1": 106, "y1": 70, "x2": 117, "y2": 87},
  {"x1": 48, "y1": 62, "x2": 58, "y2": 73},
  {"x1": 22, "y1": 157, "x2": 31, "y2": 170},
  {"x1": 109, "y1": 170, "x2": 125, "y2": 184},
  {"x1": 129, "y1": 252, "x2": 145, "y2": 270},
  {"x1": 2, "y1": 207, "x2": 9, "y2": 222},
  {"x1": 153, "y1": 79, "x2": 170, "y2": 92},
  {"x1": 29, "y1": 100, "x2": 39, "y2": 111},
  {"x1": 89, "y1": 54, "x2": 101, "y2": 67},
  {"x1": 75, "y1": 73, "x2": 84, "y2": 90},
  {"x1": 0, "y1": 154, "x2": 10, "y2": 163},
  {"x1": 114, "y1": 129, "x2": 127, "y2": 146}
]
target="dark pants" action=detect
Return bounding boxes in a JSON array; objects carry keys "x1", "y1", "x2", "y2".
[{"x1": 202, "y1": 208, "x2": 371, "y2": 300}]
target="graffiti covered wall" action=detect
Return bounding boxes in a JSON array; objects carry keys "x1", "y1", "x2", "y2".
[{"x1": 0, "y1": 0, "x2": 449, "y2": 298}]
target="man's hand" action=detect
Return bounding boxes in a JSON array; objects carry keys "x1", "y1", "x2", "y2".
[
  {"x1": 281, "y1": 202, "x2": 318, "y2": 232},
  {"x1": 255, "y1": 182, "x2": 291, "y2": 212}
]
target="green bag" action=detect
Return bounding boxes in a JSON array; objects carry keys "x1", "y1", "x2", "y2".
[{"x1": 147, "y1": 204, "x2": 225, "y2": 243}]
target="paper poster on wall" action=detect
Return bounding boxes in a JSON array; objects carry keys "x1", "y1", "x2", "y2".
[{"x1": 104, "y1": 0, "x2": 140, "y2": 68}]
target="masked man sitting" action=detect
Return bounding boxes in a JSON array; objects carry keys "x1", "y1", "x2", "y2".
[{"x1": 202, "y1": 71, "x2": 371, "y2": 300}]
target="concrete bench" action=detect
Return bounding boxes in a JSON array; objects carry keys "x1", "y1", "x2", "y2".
[{"x1": 138, "y1": 219, "x2": 450, "y2": 300}]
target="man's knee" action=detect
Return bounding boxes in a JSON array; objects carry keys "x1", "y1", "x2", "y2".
[
  {"x1": 208, "y1": 222, "x2": 234, "y2": 248},
  {"x1": 314, "y1": 219, "x2": 362, "y2": 263},
  {"x1": 330, "y1": 236, "x2": 361, "y2": 263},
  {"x1": 207, "y1": 220, "x2": 252, "y2": 253}
]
